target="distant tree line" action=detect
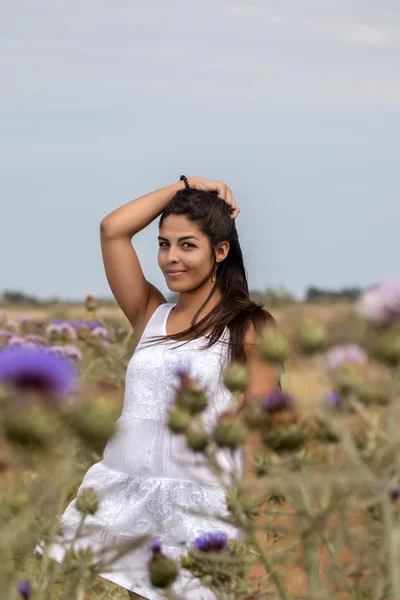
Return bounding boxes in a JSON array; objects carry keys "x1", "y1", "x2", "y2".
[
  {"x1": 305, "y1": 286, "x2": 362, "y2": 302},
  {"x1": 0, "y1": 285, "x2": 364, "y2": 307}
]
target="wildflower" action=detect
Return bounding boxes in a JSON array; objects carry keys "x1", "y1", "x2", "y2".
[
  {"x1": 258, "y1": 328, "x2": 289, "y2": 363},
  {"x1": 76, "y1": 322, "x2": 90, "y2": 340},
  {"x1": 297, "y1": 321, "x2": 329, "y2": 354},
  {"x1": 5, "y1": 320, "x2": 19, "y2": 333},
  {"x1": 52, "y1": 319, "x2": 65, "y2": 325},
  {"x1": 148, "y1": 539, "x2": 179, "y2": 588},
  {"x1": 324, "y1": 390, "x2": 341, "y2": 408},
  {"x1": 0, "y1": 330, "x2": 12, "y2": 345},
  {"x1": 167, "y1": 407, "x2": 191, "y2": 434},
  {"x1": 373, "y1": 330, "x2": 400, "y2": 366},
  {"x1": 60, "y1": 323, "x2": 77, "y2": 342},
  {"x1": 64, "y1": 344, "x2": 83, "y2": 362},
  {"x1": 185, "y1": 423, "x2": 209, "y2": 453},
  {"x1": 326, "y1": 344, "x2": 368, "y2": 370},
  {"x1": 193, "y1": 531, "x2": 228, "y2": 552},
  {"x1": 17, "y1": 579, "x2": 31, "y2": 599},
  {"x1": 76, "y1": 487, "x2": 100, "y2": 515},
  {"x1": 71, "y1": 396, "x2": 119, "y2": 447},
  {"x1": 90, "y1": 326, "x2": 109, "y2": 341},
  {"x1": 46, "y1": 323, "x2": 62, "y2": 340},
  {"x1": 85, "y1": 293, "x2": 97, "y2": 312},
  {"x1": 223, "y1": 363, "x2": 249, "y2": 393},
  {"x1": 357, "y1": 280, "x2": 400, "y2": 324},
  {"x1": 213, "y1": 411, "x2": 248, "y2": 449},
  {"x1": 262, "y1": 423, "x2": 308, "y2": 453},
  {"x1": 0, "y1": 346, "x2": 77, "y2": 397},
  {"x1": 150, "y1": 537, "x2": 162, "y2": 554},
  {"x1": 89, "y1": 321, "x2": 102, "y2": 330},
  {"x1": 174, "y1": 370, "x2": 208, "y2": 414},
  {"x1": 8, "y1": 337, "x2": 28, "y2": 347},
  {"x1": 24, "y1": 335, "x2": 46, "y2": 346},
  {"x1": 263, "y1": 389, "x2": 293, "y2": 413},
  {"x1": 49, "y1": 345, "x2": 66, "y2": 356}
]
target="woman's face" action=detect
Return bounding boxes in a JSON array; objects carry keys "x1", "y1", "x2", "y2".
[{"x1": 158, "y1": 215, "x2": 216, "y2": 292}]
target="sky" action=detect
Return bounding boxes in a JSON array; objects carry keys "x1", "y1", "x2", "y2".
[{"x1": 1, "y1": 0, "x2": 399, "y2": 300}]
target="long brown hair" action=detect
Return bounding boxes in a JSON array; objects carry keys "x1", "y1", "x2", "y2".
[{"x1": 153, "y1": 188, "x2": 274, "y2": 363}]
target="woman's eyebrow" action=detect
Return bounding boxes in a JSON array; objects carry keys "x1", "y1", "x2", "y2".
[{"x1": 158, "y1": 235, "x2": 200, "y2": 242}]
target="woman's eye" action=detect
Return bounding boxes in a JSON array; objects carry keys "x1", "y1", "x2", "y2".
[
  {"x1": 182, "y1": 243, "x2": 195, "y2": 248},
  {"x1": 159, "y1": 242, "x2": 168, "y2": 248}
]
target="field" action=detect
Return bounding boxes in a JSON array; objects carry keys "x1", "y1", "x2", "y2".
[{"x1": 2, "y1": 293, "x2": 399, "y2": 600}]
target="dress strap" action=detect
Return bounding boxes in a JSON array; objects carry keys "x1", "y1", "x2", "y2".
[{"x1": 138, "y1": 303, "x2": 175, "y2": 343}]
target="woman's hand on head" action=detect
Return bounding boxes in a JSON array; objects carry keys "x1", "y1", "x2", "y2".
[{"x1": 187, "y1": 176, "x2": 240, "y2": 219}]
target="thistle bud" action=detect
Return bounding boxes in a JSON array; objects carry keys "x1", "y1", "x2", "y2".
[
  {"x1": 258, "y1": 329, "x2": 289, "y2": 364},
  {"x1": 167, "y1": 407, "x2": 190, "y2": 434},
  {"x1": 72, "y1": 397, "x2": 118, "y2": 448},
  {"x1": 76, "y1": 487, "x2": 100, "y2": 516},
  {"x1": 5, "y1": 406, "x2": 55, "y2": 448},
  {"x1": 223, "y1": 363, "x2": 249, "y2": 393},
  {"x1": 148, "y1": 554, "x2": 179, "y2": 588},
  {"x1": 214, "y1": 411, "x2": 248, "y2": 449},
  {"x1": 374, "y1": 330, "x2": 400, "y2": 366},
  {"x1": 262, "y1": 424, "x2": 308, "y2": 453},
  {"x1": 332, "y1": 364, "x2": 364, "y2": 395},
  {"x1": 176, "y1": 385, "x2": 208, "y2": 415},
  {"x1": 242, "y1": 402, "x2": 264, "y2": 429},
  {"x1": 185, "y1": 424, "x2": 209, "y2": 453},
  {"x1": 297, "y1": 321, "x2": 329, "y2": 354},
  {"x1": 85, "y1": 294, "x2": 97, "y2": 313}
]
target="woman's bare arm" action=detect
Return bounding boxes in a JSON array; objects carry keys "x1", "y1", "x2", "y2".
[{"x1": 100, "y1": 180, "x2": 185, "y2": 332}]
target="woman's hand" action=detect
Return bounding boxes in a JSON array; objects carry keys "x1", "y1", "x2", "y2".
[{"x1": 187, "y1": 176, "x2": 240, "y2": 219}]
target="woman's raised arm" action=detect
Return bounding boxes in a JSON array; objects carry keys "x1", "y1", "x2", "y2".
[{"x1": 100, "y1": 180, "x2": 185, "y2": 331}]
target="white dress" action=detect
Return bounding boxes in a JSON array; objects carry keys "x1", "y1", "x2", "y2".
[{"x1": 41, "y1": 303, "x2": 243, "y2": 599}]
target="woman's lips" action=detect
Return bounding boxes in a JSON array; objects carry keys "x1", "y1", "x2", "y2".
[{"x1": 166, "y1": 271, "x2": 187, "y2": 277}]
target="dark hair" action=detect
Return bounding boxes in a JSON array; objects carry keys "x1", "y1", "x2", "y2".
[{"x1": 155, "y1": 187, "x2": 275, "y2": 363}]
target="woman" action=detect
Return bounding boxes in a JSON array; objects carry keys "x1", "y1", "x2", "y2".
[{"x1": 46, "y1": 176, "x2": 278, "y2": 599}]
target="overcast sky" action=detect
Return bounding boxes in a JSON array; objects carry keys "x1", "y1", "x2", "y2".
[{"x1": 1, "y1": 0, "x2": 399, "y2": 300}]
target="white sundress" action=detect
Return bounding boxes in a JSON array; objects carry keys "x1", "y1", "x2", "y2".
[{"x1": 40, "y1": 303, "x2": 243, "y2": 599}]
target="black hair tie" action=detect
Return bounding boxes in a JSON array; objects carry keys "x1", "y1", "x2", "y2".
[{"x1": 180, "y1": 175, "x2": 190, "y2": 189}]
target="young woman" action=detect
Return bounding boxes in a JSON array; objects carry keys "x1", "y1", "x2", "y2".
[{"x1": 48, "y1": 176, "x2": 278, "y2": 599}]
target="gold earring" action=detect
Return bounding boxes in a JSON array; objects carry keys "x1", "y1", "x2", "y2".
[{"x1": 212, "y1": 266, "x2": 218, "y2": 283}]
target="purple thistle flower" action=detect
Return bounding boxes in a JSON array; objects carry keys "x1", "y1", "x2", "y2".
[
  {"x1": 324, "y1": 390, "x2": 341, "y2": 408},
  {"x1": 150, "y1": 537, "x2": 162, "y2": 554},
  {"x1": 46, "y1": 323, "x2": 62, "y2": 338},
  {"x1": 8, "y1": 337, "x2": 28, "y2": 348},
  {"x1": 52, "y1": 319, "x2": 65, "y2": 325},
  {"x1": 90, "y1": 326, "x2": 109, "y2": 340},
  {"x1": 17, "y1": 579, "x2": 30, "y2": 599},
  {"x1": 60, "y1": 324, "x2": 78, "y2": 341},
  {"x1": 24, "y1": 335, "x2": 48, "y2": 347},
  {"x1": 193, "y1": 531, "x2": 228, "y2": 552},
  {"x1": 0, "y1": 346, "x2": 77, "y2": 397},
  {"x1": 357, "y1": 279, "x2": 400, "y2": 324},
  {"x1": 64, "y1": 344, "x2": 83, "y2": 362},
  {"x1": 48, "y1": 345, "x2": 66, "y2": 356},
  {"x1": 5, "y1": 320, "x2": 19, "y2": 333},
  {"x1": 0, "y1": 329, "x2": 12, "y2": 344},
  {"x1": 326, "y1": 344, "x2": 368, "y2": 370},
  {"x1": 263, "y1": 389, "x2": 293, "y2": 413},
  {"x1": 89, "y1": 321, "x2": 102, "y2": 331},
  {"x1": 74, "y1": 319, "x2": 89, "y2": 327}
]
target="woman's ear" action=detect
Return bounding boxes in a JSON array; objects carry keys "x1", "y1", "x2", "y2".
[{"x1": 215, "y1": 241, "x2": 230, "y2": 263}]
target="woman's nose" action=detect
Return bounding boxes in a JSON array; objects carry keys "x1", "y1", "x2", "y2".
[{"x1": 167, "y1": 246, "x2": 180, "y2": 262}]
